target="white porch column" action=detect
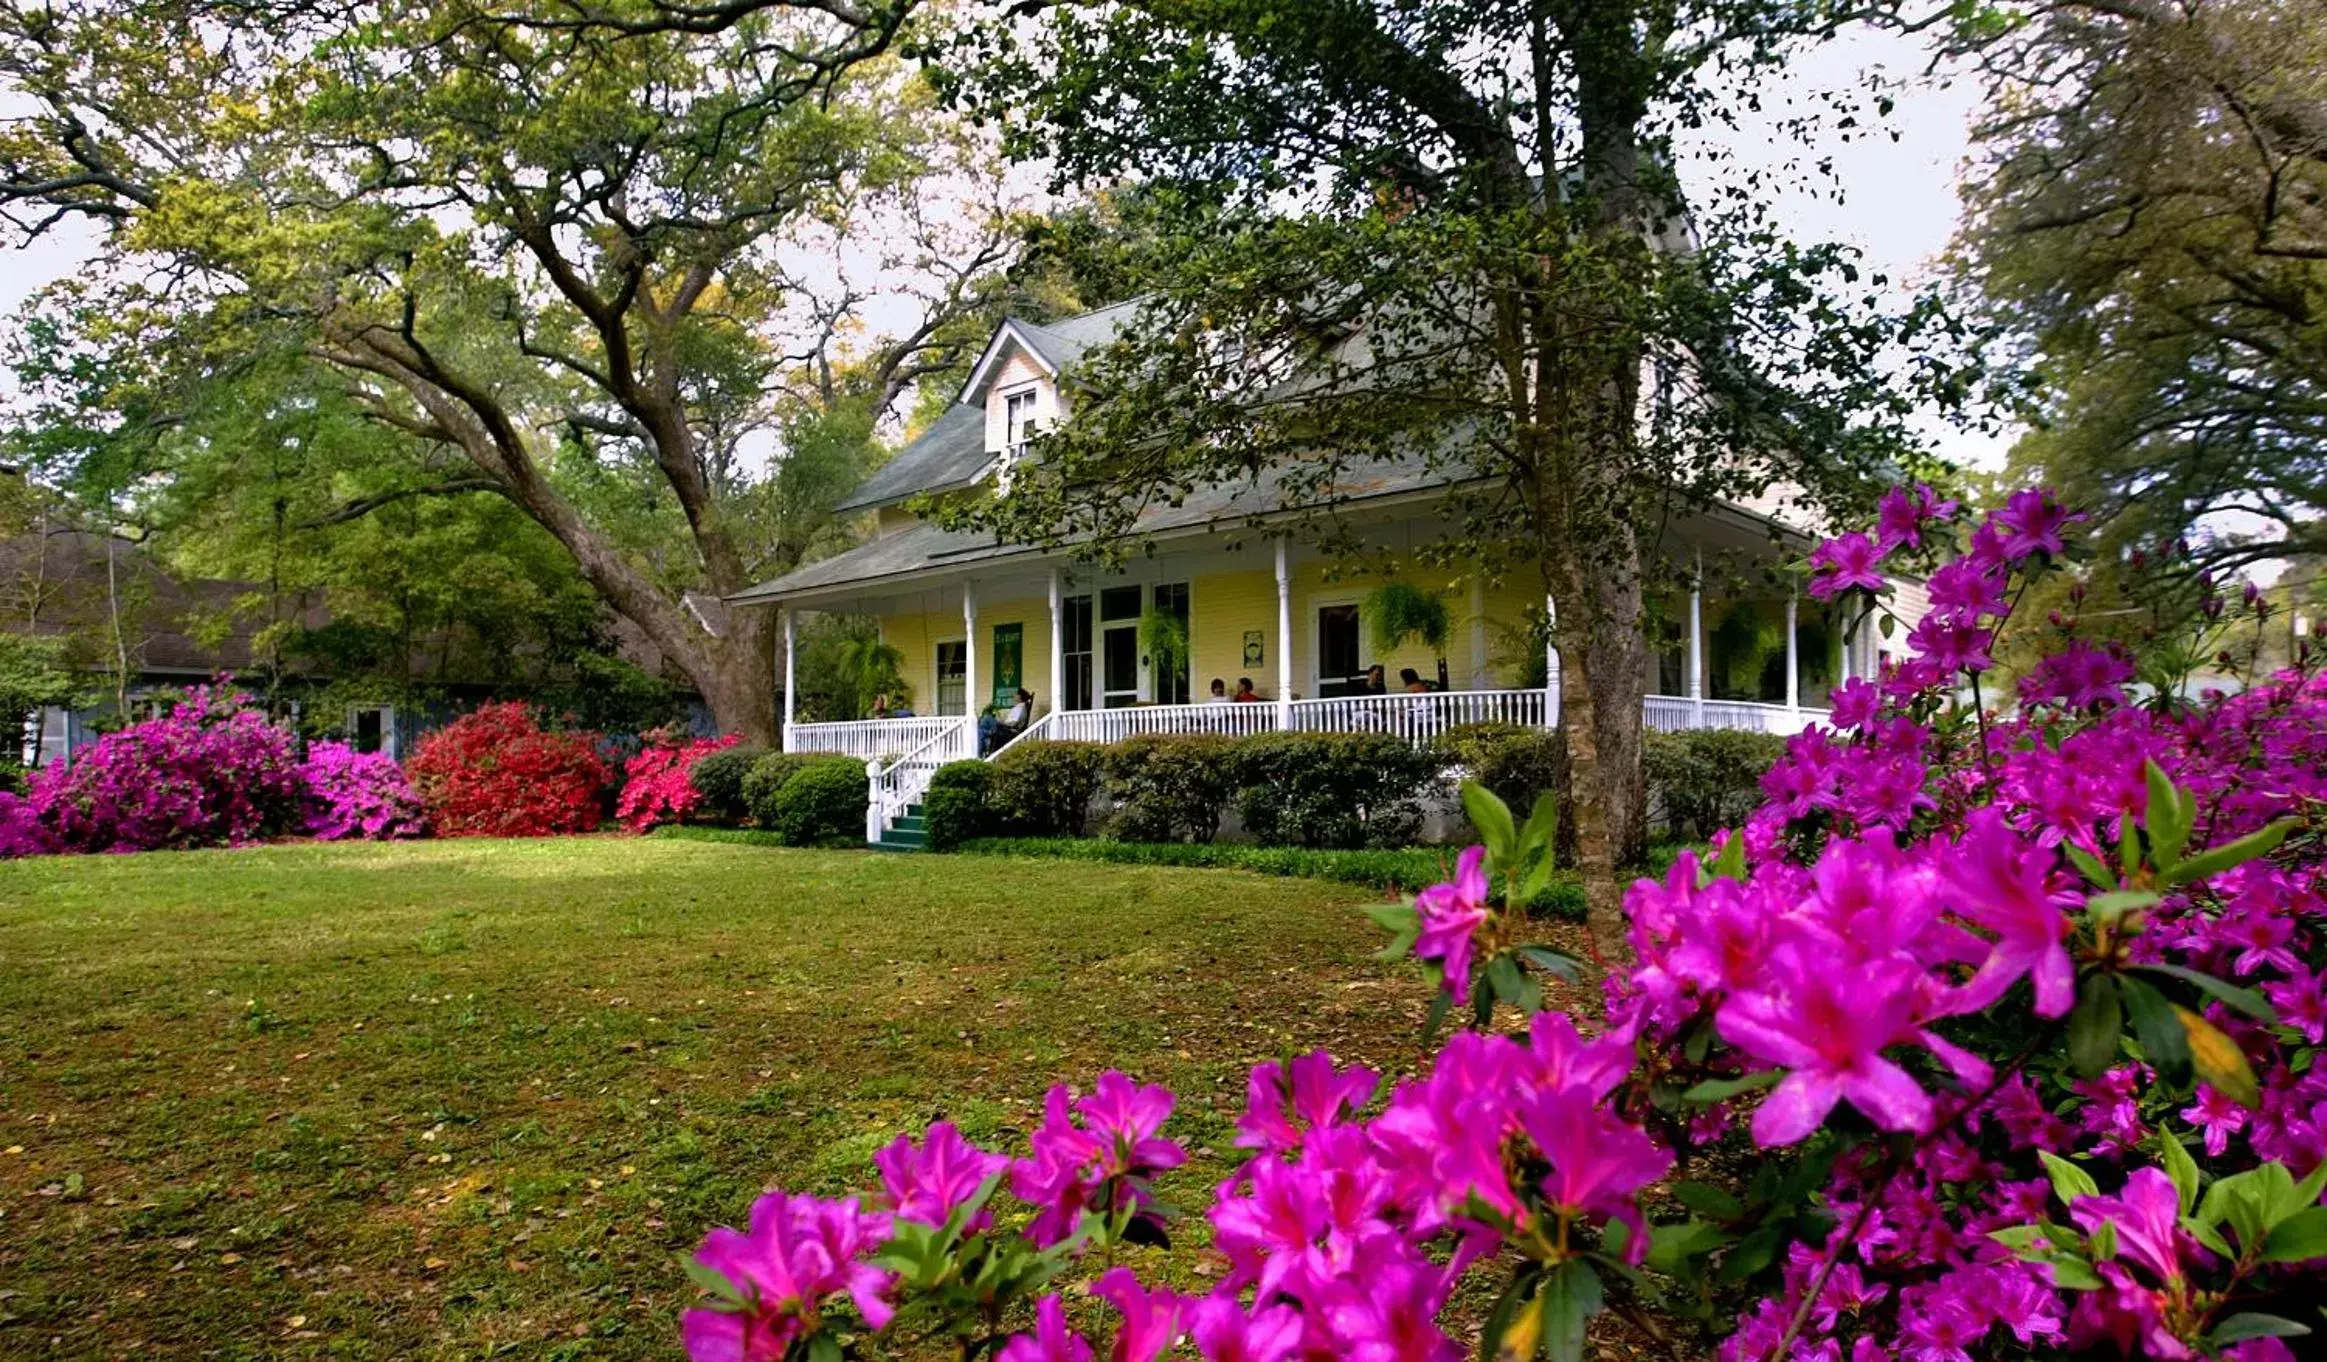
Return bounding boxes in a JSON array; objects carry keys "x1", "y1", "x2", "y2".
[
  {"x1": 963, "y1": 582, "x2": 979, "y2": 718},
  {"x1": 1784, "y1": 593, "x2": 1801, "y2": 721},
  {"x1": 1467, "y1": 576, "x2": 1488, "y2": 689},
  {"x1": 1687, "y1": 553, "x2": 1705, "y2": 727},
  {"x1": 1274, "y1": 539, "x2": 1294, "y2": 731},
  {"x1": 1047, "y1": 569, "x2": 1064, "y2": 716},
  {"x1": 780, "y1": 607, "x2": 797, "y2": 753},
  {"x1": 1543, "y1": 592, "x2": 1560, "y2": 729}
]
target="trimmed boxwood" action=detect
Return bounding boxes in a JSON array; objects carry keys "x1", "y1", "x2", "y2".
[
  {"x1": 741, "y1": 752, "x2": 860, "y2": 830},
  {"x1": 767, "y1": 758, "x2": 870, "y2": 847},
  {"x1": 988, "y1": 739, "x2": 1107, "y2": 837},
  {"x1": 1643, "y1": 728, "x2": 1787, "y2": 840},
  {"x1": 922, "y1": 760, "x2": 992, "y2": 851},
  {"x1": 1103, "y1": 733, "x2": 1240, "y2": 843},
  {"x1": 1231, "y1": 731, "x2": 1444, "y2": 850},
  {"x1": 688, "y1": 744, "x2": 766, "y2": 826}
]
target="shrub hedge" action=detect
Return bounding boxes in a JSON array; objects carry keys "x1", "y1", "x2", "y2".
[
  {"x1": 952, "y1": 835, "x2": 1584, "y2": 918},
  {"x1": 1231, "y1": 731, "x2": 1442, "y2": 849},
  {"x1": 1103, "y1": 733, "x2": 1240, "y2": 843},
  {"x1": 922, "y1": 760, "x2": 992, "y2": 851},
  {"x1": 1433, "y1": 721, "x2": 1575, "y2": 864},
  {"x1": 689, "y1": 744, "x2": 766, "y2": 826},
  {"x1": 740, "y1": 752, "x2": 856, "y2": 829},
  {"x1": 765, "y1": 759, "x2": 870, "y2": 847},
  {"x1": 987, "y1": 740, "x2": 1107, "y2": 837},
  {"x1": 1642, "y1": 728, "x2": 1787, "y2": 840}
]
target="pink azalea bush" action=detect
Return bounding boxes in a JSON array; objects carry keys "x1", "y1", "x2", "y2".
[
  {"x1": 21, "y1": 685, "x2": 305, "y2": 853},
  {"x1": 677, "y1": 486, "x2": 2324, "y2": 1361},
  {"x1": 617, "y1": 729, "x2": 742, "y2": 832},
  {"x1": 298, "y1": 741, "x2": 428, "y2": 841}
]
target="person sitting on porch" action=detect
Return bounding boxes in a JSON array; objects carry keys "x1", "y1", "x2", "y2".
[
  {"x1": 1400, "y1": 668, "x2": 1429, "y2": 693},
  {"x1": 1364, "y1": 664, "x2": 1388, "y2": 695},
  {"x1": 1231, "y1": 678, "x2": 1264, "y2": 703},
  {"x1": 1207, "y1": 678, "x2": 1230, "y2": 703},
  {"x1": 982, "y1": 689, "x2": 1035, "y2": 754},
  {"x1": 871, "y1": 693, "x2": 914, "y2": 720}
]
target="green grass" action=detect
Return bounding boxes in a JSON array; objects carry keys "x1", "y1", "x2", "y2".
[{"x1": 0, "y1": 836, "x2": 1465, "y2": 1359}]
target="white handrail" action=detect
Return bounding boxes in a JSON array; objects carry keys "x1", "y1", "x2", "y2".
[
  {"x1": 1040, "y1": 702, "x2": 1284, "y2": 745},
  {"x1": 1285, "y1": 689, "x2": 1549, "y2": 745},
  {"x1": 988, "y1": 711, "x2": 1059, "y2": 760},
  {"x1": 866, "y1": 717, "x2": 975, "y2": 842},
  {"x1": 790, "y1": 717, "x2": 963, "y2": 762}
]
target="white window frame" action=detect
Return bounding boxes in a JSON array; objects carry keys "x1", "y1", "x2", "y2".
[{"x1": 1309, "y1": 593, "x2": 1369, "y2": 696}]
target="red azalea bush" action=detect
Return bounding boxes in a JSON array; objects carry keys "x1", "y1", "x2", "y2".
[
  {"x1": 21, "y1": 684, "x2": 306, "y2": 854},
  {"x1": 404, "y1": 701, "x2": 609, "y2": 838},
  {"x1": 669, "y1": 489, "x2": 2326, "y2": 1362},
  {"x1": 617, "y1": 729, "x2": 742, "y2": 832}
]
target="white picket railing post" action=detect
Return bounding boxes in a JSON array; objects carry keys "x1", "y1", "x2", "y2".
[{"x1": 1274, "y1": 539, "x2": 1293, "y2": 732}]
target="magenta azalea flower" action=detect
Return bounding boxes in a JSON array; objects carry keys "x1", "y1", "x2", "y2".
[
  {"x1": 2070, "y1": 1168, "x2": 2189, "y2": 1286},
  {"x1": 1187, "y1": 1290, "x2": 1305, "y2": 1362},
  {"x1": 1518, "y1": 1086, "x2": 1672, "y2": 1258},
  {"x1": 1011, "y1": 1074, "x2": 1186, "y2": 1247},
  {"x1": 998, "y1": 1294, "x2": 1095, "y2": 1362},
  {"x1": 1994, "y1": 488, "x2": 2078, "y2": 560},
  {"x1": 1412, "y1": 845, "x2": 1492, "y2": 1004},
  {"x1": 1876, "y1": 482, "x2": 1958, "y2": 550},
  {"x1": 1944, "y1": 808, "x2": 2082, "y2": 1018},
  {"x1": 1235, "y1": 1050, "x2": 1378, "y2": 1155},
  {"x1": 681, "y1": 1191, "x2": 894, "y2": 1361},
  {"x1": 1318, "y1": 1244, "x2": 1463, "y2": 1362},
  {"x1": 1092, "y1": 1267, "x2": 1183, "y2": 1362},
  {"x1": 1807, "y1": 531, "x2": 1890, "y2": 600},
  {"x1": 875, "y1": 1120, "x2": 1007, "y2": 1231}
]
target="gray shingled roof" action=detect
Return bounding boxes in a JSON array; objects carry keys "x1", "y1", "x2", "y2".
[
  {"x1": 731, "y1": 451, "x2": 1449, "y2": 605},
  {"x1": 832, "y1": 403, "x2": 993, "y2": 514}
]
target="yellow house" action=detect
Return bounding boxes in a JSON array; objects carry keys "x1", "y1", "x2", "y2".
[{"x1": 729, "y1": 303, "x2": 1883, "y2": 842}]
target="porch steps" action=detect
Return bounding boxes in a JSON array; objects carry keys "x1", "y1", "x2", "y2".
[{"x1": 875, "y1": 803, "x2": 928, "y2": 852}]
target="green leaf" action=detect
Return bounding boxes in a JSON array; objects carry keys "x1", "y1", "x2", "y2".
[
  {"x1": 1477, "y1": 1266, "x2": 1540, "y2": 1362},
  {"x1": 2199, "y1": 1170, "x2": 2270, "y2": 1253},
  {"x1": 2040, "y1": 1151, "x2": 2100, "y2": 1207},
  {"x1": 2135, "y1": 963, "x2": 2279, "y2": 1024},
  {"x1": 1462, "y1": 781, "x2": 1517, "y2": 873},
  {"x1": 2156, "y1": 1128, "x2": 2199, "y2": 1216},
  {"x1": 2043, "y1": 1255, "x2": 2106, "y2": 1291},
  {"x1": 1518, "y1": 946, "x2": 1581, "y2": 980},
  {"x1": 2120, "y1": 974, "x2": 2192, "y2": 1084},
  {"x1": 2086, "y1": 889, "x2": 2161, "y2": 922},
  {"x1": 1538, "y1": 1260, "x2": 1603, "y2": 1362},
  {"x1": 2211, "y1": 1313, "x2": 2313, "y2": 1345},
  {"x1": 807, "y1": 1333, "x2": 846, "y2": 1362},
  {"x1": 2143, "y1": 759, "x2": 2191, "y2": 868},
  {"x1": 1708, "y1": 832, "x2": 1747, "y2": 883},
  {"x1": 1423, "y1": 989, "x2": 1452, "y2": 1043},
  {"x1": 2260, "y1": 1206, "x2": 2327, "y2": 1264},
  {"x1": 682, "y1": 1258, "x2": 747, "y2": 1310},
  {"x1": 1489, "y1": 954, "x2": 1542, "y2": 1014},
  {"x1": 1644, "y1": 1220, "x2": 1730, "y2": 1274},
  {"x1": 1682, "y1": 1071, "x2": 1780, "y2": 1104},
  {"x1": 2118, "y1": 812, "x2": 2141, "y2": 880},
  {"x1": 2164, "y1": 818, "x2": 2294, "y2": 888},
  {"x1": 1987, "y1": 1225, "x2": 2048, "y2": 1250},
  {"x1": 1520, "y1": 792, "x2": 1559, "y2": 866},
  {"x1": 1672, "y1": 1181, "x2": 1746, "y2": 1223},
  {"x1": 2183, "y1": 1214, "x2": 2235, "y2": 1259},
  {"x1": 2179, "y1": 1003, "x2": 2261, "y2": 1108},
  {"x1": 2065, "y1": 842, "x2": 2116, "y2": 889},
  {"x1": 2068, "y1": 974, "x2": 2123, "y2": 1078}
]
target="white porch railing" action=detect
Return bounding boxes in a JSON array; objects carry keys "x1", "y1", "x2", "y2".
[
  {"x1": 866, "y1": 717, "x2": 976, "y2": 842},
  {"x1": 1643, "y1": 696, "x2": 1823, "y2": 735},
  {"x1": 1041, "y1": 701, "x2": 1287, "y2": 746},
  {"x1": 788, "y1": 717, "x2": 964, "y2": 761},
  {"x1": 1285, "y1": 689, "x2": 1550, "y2": 744}
]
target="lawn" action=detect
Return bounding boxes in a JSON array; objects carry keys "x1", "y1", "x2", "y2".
[{"x1": 0, "y1": 837, "x2": 1488, "y2": 1359}]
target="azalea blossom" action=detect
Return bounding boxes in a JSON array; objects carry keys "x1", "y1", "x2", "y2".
[
  {"x1": 998, "y1": 1295, "x2": 1095, "y2": 1362},
  {"x1": 875, "y1": 1120, "x2": 1007, "y2": 1231},
  {"x1": 1412, "y1": 845, "x2": 1492, "y2": 1003},
  {"x1": 1807, "y1": 531, "x2": 1889, "y2": 600},
  {"x1": 1944, "y1": 809, "x2": 2082, "y2": 1018},
  {"x1": 681, "y1": 1191, "x2": 893, "y2": 1362}
]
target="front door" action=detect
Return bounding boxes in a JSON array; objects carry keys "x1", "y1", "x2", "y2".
[
  {"x1": 1100, "y1": 585, "x2": 1143, "y2": 708},
  {"x1": 1317, "y1": 604, "x2": 1366, "y2": 697}
]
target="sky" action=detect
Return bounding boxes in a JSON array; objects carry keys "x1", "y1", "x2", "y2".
[{"x1": 0, "y1": 25, "x2": 2011, "y2": 471}]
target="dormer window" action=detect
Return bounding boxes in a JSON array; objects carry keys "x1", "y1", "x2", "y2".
[{"x1": 1003, "y1": 388, "x2": 1038, "y2": 457}]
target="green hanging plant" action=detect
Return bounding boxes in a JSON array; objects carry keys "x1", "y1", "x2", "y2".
[
  {"x1": 1362, "y1": 581, "x2": 1452, "y2": 655},
  {"x1": 1138, "y1": 608, "x2": 1189, "y2": 687}
]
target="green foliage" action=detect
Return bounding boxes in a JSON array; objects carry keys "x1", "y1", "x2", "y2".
[
  {"x1": 688, "y1": 745, "x2": 767, "y2": 827},
  {"x1": 953, "y1": 836, "x2": 1583, "y2": 917},
  {"x1": 922, "y1": 760, "x2": 992, "y2": 852},
  {"x1": 1103, "y1": 733, "x2": 1239, "y2": 843},
  {"x1": 1433, "y1": 722, "x2": 1572, "y2": 864},
  {"x1": 1642, "y1": 730, "x2": 1788, "y2": 841},
  {"x1": 797, "y1": 616, "x2": 911, "y2": 722},
  {"x1": 1361, "y1": 582, "x2": 1451, "y2": 656},
  {"x1": 1232, "y1": 731, "x2": 1443, "y2": 850},
  {"x1": 766, "y1": 760, "x2": 871, "y2": 849},
  {"x1": 0, "y1": 632, "x2": 82, "y2": 755},
  {"x1": 987, "y1": 740, "x2": 1107, "y2": 837},
  {"x1": 741, "y1": 752, "x2": 860, "y2": 831},
  {"x1": 1135, "y1": 609, "x2": 1190, "y2": 690}
]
